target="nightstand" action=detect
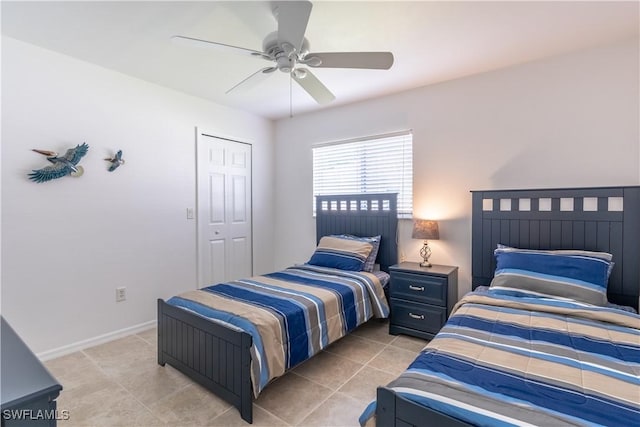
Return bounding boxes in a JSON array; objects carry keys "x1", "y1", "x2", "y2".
[{"x1": 388, "y1": 262, "x2": 458, "y2": 340}]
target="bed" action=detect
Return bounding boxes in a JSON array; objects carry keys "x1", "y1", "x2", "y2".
[
  {"x1": 364, "y1": 186, "x2": 640, "y2": 427},
  {"x1": 157, "y1": 193, "x2": 398, "y2": 424}
]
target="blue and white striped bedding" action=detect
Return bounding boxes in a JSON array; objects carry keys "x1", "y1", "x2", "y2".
[
  {"x1": 360, "y1": 291, "x2": 640, "y2": 427},
  {"x1": 167, "y1": 264, "x2": 389, "y2": 397}
]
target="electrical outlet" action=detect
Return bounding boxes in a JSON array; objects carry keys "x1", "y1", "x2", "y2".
[
  {"x1": 186, "y1": 208, "x2": 194, "y2": 219},
  {"x1": 116, "y1": 287, "x2": 126, "y2": 302}
]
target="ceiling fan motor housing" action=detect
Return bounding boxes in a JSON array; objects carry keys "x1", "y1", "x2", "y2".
[
  {"x1": 263, "y1": 31, "x2": 313, "y2": 73},
  {"x1": 276, "y1": 54, "x2": 294, "y2": 73}
]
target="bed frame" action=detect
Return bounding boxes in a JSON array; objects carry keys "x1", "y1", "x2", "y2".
[
  {"x1": 377, "y1": 185, "x2": 640, "y2": 426},
  {"x1": 158, "y1": 193, "x2": 398, "y2": 424}
]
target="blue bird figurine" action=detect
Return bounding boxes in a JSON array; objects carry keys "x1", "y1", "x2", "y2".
[
  {"x1": 28, "y1": 143, "x2": 89, "y2": 183},
  {"x1": 105, "y1": 150, "x2": 125, "y2": 172}
]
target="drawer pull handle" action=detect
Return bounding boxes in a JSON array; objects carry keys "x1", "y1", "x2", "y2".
[
  {"x1": 409, "y1": 285, "x2": 424, "y2": 291},
  {"x1": 409, "y1": 312, "x2": 424, "y2": 320}
]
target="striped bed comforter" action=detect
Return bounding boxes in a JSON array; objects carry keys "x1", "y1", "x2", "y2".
[
  {"x1": 361, "y1": 292, "x2": 640, "y2": 427},
  {"x1": 167, "y1": 264, "x2": 389, "y2": 397}
]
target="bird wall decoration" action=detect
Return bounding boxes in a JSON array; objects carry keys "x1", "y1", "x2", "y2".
[
  {"x1": 105, "y1": 150, "x2": 125, "y2": 172},
  {"x1": 28, "y1": 143, "x2": 89, "y2": 183}
]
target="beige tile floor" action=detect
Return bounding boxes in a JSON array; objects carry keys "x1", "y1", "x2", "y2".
[{"x1": 45, "y1": 319, "x2": 428, "y2": 427}]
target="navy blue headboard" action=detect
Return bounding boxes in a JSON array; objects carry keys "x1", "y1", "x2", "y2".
[
  {"x1": 471, "y1": 186, "x2": 640, "y2": 310},
  {"x1": 315, "y1": 193, "x2": 398, "y2": 273}
]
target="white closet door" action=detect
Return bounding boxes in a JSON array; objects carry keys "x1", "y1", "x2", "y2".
[{"x1": 197, "y1": 132, "x2": 252, "y2": 288}]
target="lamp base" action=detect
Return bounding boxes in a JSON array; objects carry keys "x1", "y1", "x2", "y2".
[{"x1": 419, "y1": 240, "x2": 433, "y2": 268}]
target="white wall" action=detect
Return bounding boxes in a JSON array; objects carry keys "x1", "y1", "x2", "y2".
[
  {"x1": 274, "y1": 38, "x2": 640, "y2": 297},
  {"x1": 1, "y1": 37, "x2": 275, "y2": 354}
]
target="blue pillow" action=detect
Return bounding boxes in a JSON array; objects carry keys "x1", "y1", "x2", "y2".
[
  {"x1": 490, "y1": 245, "x2": 613, "y2": 306},
  {"x1": 307, "y1": 236, "x2": 373, "y2": 271},
  {"x1": 331, "y1": 235, "x2": 381, "y2": 272}
]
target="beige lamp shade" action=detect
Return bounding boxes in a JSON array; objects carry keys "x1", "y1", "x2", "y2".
[{"x1": 412, "y1": 220, "x2": 439, "y2": 240}]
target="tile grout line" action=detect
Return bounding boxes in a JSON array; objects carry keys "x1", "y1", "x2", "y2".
[
  {"x1": 242, "y1": 334, "x2": 394, "y2": 426},
  {"x1": 120, "y1": 335, "x2": 196, "y2": 425},
  {"x1": 290, "y1": 337, "x2": 397, "y2": 426},
  {"x1": 79, "y1": 334, "x2": 183, "y2": 426},
  {"x1": 248, "y1": 402, "x2": 294, "y2": 427}
]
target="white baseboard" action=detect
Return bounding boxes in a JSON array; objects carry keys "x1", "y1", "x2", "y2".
[{"x1": 36, "y1": 320, "x2": 157, "y2": 362}]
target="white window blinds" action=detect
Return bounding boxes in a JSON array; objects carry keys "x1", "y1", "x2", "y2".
[{"x1": 312, "y1": 131, "x2": 413, "y2": 217}]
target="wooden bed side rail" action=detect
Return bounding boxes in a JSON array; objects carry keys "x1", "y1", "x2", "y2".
[
  {"x1": 376, "y1": 386, "x2": 473, "y2": 427},
  {"x1": 157, "y1": 299, "x2": 254, "y2": 423}
]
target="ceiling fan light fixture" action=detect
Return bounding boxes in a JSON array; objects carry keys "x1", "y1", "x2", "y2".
[
  {"x1": 293, "y1": 68, "x2": 307, "y2": 79},
  {"x1": 304, "y1": 56, "x2": 322, "y2": 67}
]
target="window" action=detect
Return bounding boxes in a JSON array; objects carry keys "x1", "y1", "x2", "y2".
[{"x1": 312, "y1": 131, "x2": 413, "y2": 217}]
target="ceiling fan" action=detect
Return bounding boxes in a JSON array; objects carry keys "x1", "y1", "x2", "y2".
[{"x1": 171, "y1": 1, "x2": 394, "y2": 107}]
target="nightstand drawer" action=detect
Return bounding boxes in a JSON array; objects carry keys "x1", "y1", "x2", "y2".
[
  {"x1": 390, "y1": 272, "x2": 447, "y2": 306},
  {"x1": 390, "y1": 299, "x2": 447, "y2": 335}
]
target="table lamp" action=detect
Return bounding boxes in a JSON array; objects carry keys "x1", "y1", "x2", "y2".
[{"x1": 412, "y1": 219, "x2": 439, "y2": 267}]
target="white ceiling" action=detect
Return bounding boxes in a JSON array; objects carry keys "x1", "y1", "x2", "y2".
[{"x1": 2, "y1": 1, "x2": 638, "y2": 120}]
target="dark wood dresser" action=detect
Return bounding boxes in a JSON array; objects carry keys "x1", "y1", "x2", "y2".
[{"x1": 1, "y1": 317, "x2": 63, "y2": 427}]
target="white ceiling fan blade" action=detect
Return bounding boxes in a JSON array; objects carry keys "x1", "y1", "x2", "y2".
[
  {"x1": 273, "y1": 1, "x2": 312, "y2": 53},
  {"x1": 292, "y1": 68, "x2": 335, "y2": 104},
  {"x1": 304, "y1": 52, "x2": 394, "y2": 69},
  {"x1": 171, "y1": 35, "x2": 271, "y2": 61},
  {"x1": 226, "y1": 67, "x2": 277, "y2": 94}
]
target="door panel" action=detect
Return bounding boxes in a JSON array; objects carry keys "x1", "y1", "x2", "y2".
[
  {"x1": 210, "y1": 146, "x2": 225, "y2": 165},
  {"x1": 231, "y1": 151, "x2": 247, "y2": 168},
  {"x1": 209, "y1": 173, "x2": 226, "y2": 224},
  {"x1": 232, "y1": 175, "x2": 247, "y2": 223},
  {"x1": 231, "y1": 237, "x2": 251, "y2": 279},
  {"x1": 208, "y1": 239, "x2": 226, "y2": 286}
]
